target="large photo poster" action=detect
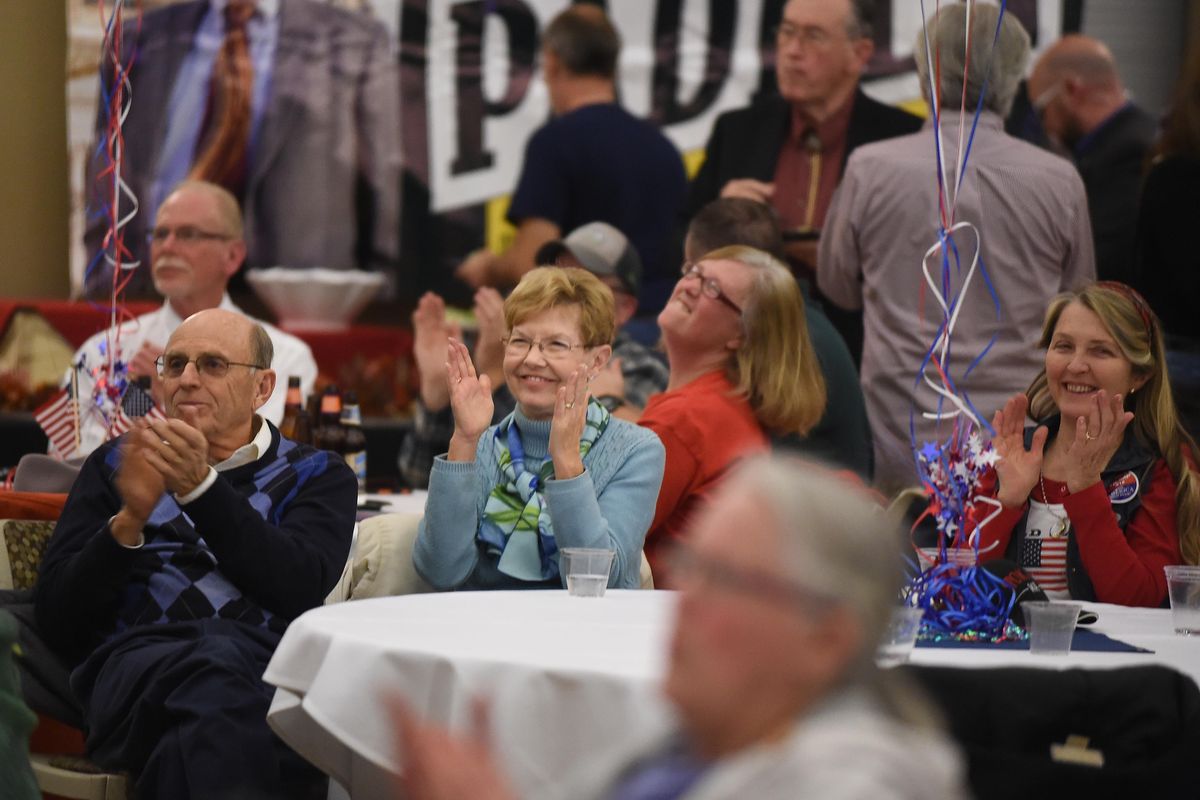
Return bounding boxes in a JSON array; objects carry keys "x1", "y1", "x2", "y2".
[{"x1": 65, "y1": 0, "x2": 1061, "y2": 300}]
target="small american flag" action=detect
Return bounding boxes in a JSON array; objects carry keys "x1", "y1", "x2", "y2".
[
  {"x1": 34, "y1": 388, "x2": 79, "y2": 457},
  {"x1": 109, "y1": 381, "x2": 167, "y2": 436},
  {"x1": 1022, "y1": 537, "x2": 1069, "y2": 593}
]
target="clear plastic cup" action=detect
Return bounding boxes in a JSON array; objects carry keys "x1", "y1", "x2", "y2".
[
  {"x1": 1164, "y1": 566, "x2": 1200, "y2": 636},
  {"x1": 876, "y1": 606, "x2": 926, "y2": 667},
  {"x1": 1024, "y1": 601, "x2": 1082, "y2": 655},
  {"x1": 560, "y1": 548, "x2": 616, "y2": 598}
]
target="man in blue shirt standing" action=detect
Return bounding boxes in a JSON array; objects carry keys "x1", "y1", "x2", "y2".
[{"x1": 456, "y1": 5, "x2": 688, "y2": 315}]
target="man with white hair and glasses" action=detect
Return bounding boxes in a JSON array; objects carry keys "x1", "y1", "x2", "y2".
[{"x1": 64, "y1": 180, "x2": 316, "y2": 457}]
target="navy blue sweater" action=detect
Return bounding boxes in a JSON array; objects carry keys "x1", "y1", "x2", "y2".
[{"x1": 34, "y1": 422, "x2": 357, "y2": 662}]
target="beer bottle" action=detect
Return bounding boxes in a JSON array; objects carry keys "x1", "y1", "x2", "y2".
[
  {"x1": 313, "y1": 385, "x2": 346, "y2": 455},
  {"x1": 292, "y1": 408, "x2": 313, "y2": 446},
  {"x1": 341, "y1": 391, "x2": 368, "y2": 490},
  {"x1": 279, "y1": 376, "x2": 303, "y2": 440}
]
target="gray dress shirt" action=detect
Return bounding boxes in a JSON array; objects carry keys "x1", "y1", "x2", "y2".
[{"x1": 819, "y1": 112, "x2": 1095, "y2": 493}]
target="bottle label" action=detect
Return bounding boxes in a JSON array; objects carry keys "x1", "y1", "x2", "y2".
[
  {"x1": 346, "y1": 450, "x2": 367, "y2": 483},
  {"x1": 321, "y1": 394, "x2": 341, "y2": 415},
  {"x1": 341, "y1": 405, "x2": 363, "y2": 426}
]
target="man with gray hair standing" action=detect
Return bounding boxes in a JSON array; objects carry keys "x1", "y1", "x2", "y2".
[{"x1": 818, "y1": 3, "x2": 1095, "y2": 493}]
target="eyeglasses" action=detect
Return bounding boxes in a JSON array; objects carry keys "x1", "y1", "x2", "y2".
[
  {"x1": 502, "y1": 335, "x2": 588, "y2": 360},
  {"x1": 774, "y1": 22, "x2": 838, "y2": 49},
  {"x1": 1030, "y1": 82, "x2": 1062, "y2": 116},
  {"x1": 147, "y1": 226, "x2": 233, "y2": 245},
  {"x1": 666, "y1": 542, "x2": 834, "y2": 611},
  {"x1": 680, "y1": 262, "x2": 743, "y2": 314},
  {"x1": 155, "y1": 353, "x2": 266, "y2": 378}
]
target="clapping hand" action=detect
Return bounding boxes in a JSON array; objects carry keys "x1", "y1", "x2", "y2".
[
  {"x1": 1062, "y1": 390, "x2": 1132, "y2": 494},
  {"x1": 472, "y1": 287, "x2": 507, "y2": 385},
  {"x1": 138, "y1": 418, "x2": 211, "y2": 497},
  {"x1": 412, "y1": 293, "x2": 463, "y2": 411},
  {"x1": 113, "y1": 419, "x2": 168, "y2": 541},
  {"x1": 720, "y1": 178, "x2": 775, "y2": 204},
  {"x1": 991, "y1": 394, "x2": 1047, "y2": 508},
  {"x1": 549, "y1": 367, "x2": 588, "y2": 480},
  {"x1": 446, "y1": 338, "x2": 493, "y2": 461}
]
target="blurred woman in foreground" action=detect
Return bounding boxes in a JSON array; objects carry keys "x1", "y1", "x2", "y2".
[{"x1": 396, "y1": 456, "x2": 969, "y2": 800}]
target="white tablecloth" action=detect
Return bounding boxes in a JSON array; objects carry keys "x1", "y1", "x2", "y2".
[{"x1": 264, "y1": 592, "x2": 1200, "y2": 799}]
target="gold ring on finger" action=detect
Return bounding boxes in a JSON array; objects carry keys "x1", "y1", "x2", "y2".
[{"x1": 1085, "y1": 431, "x2": 1097, "y2": 441}]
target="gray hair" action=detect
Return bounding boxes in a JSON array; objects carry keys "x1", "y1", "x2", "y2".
[
  {"x1": 249, "y1": 323, "x2": 274, "y2": 369},
  {"x1": 732, "y1": 456, "x2": 943, "y2": 730},
  {"x1": 913, "y1": 2, "x2": 1031, "y2": 118}
]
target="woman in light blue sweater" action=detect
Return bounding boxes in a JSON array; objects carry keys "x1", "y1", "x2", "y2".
[{"x1": 413, "y1": 268, "x2": 666, "y2": 590}]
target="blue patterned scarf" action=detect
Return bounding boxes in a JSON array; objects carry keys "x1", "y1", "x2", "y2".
[{"x1": 479, "y1": 398, "x2": 610, "y2": 581}]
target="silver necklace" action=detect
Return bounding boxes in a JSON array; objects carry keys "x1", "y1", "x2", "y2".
[{"x1": 1038, "y1": 472, "x2": 1071, "y2": 538}]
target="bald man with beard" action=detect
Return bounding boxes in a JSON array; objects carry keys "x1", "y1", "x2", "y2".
[{"x1": 1028, "y1": 35, "x2": 1158, "y2": 284}]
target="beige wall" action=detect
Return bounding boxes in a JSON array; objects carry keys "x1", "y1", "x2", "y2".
[{"x1": 0, "y1": 4, "x2": 70, "y2": 299}]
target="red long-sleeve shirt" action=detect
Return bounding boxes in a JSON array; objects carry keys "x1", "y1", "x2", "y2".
[{"x1": 978, "y1": 459, "x2": 1183, "y2": 607}]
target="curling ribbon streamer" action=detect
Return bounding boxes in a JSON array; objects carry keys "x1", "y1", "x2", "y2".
[
  {"x1": 82, "y1": 0, "x2": 145, "y2": 442},
  {"x1": 904, "y1": 0, "x2": 1017, "y2": 642}
]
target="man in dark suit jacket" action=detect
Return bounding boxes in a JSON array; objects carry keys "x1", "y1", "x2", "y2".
[
  {"x1": 1028, "y1": 34, "x2": 1158, "y2": 285},
  {"x1": 84, "y1": 0, "x2": 401, "y2": 297},
  {"x1": 685, "y1": 0, "x2": 921, "y2": 363}
]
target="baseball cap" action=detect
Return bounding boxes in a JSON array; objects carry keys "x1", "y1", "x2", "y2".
[{"x1": 535, "y1": 222, "x2": 643, "y2": 297}]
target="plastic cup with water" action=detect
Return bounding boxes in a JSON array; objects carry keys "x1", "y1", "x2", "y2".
[
  {"x1": 1024, "y1": 601, "x2": 1082, "y2": 655},
  {"x1": 876, "y1": 606, "x2": 926, "y2": 667},
  {"x1": 561, "y1": 548, "x2": 616, "y2": 598},
  {"x1": 1164, "y1": 565, "x2": 1200, "y2": 635}
]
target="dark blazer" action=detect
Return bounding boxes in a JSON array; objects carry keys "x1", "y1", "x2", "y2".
[
  {"x1": 1074, "y1": 103, "x2": 1158, "y2": 285},
  {"x1": 684, "y1": 87, "x2": 923, "y2": 220},
  {"x1": 83, "y1": 0, "x2": 401, "y2": 294}
]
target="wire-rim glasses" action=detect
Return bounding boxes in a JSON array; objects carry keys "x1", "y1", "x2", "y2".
[{"x1": 680, "y1": 262, "x2": 744, "y2": 315}]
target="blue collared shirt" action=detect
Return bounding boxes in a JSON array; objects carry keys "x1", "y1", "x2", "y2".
[{"x1": 151, "y1": 0, "x2": 280, "y2": 211}]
